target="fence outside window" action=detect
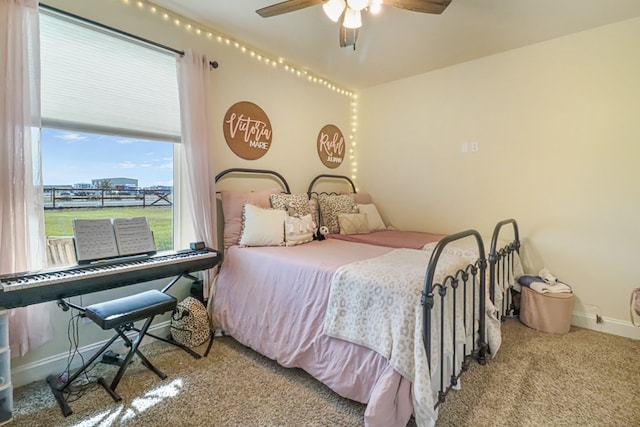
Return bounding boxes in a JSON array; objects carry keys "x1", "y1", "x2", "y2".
[{"x1": 44, "y1": 188, "x2": 172, "y2": 209}]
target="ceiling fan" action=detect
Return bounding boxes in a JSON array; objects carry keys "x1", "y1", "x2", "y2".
[{"x1": 256, "y1": 0, "x2": 452, "y2": 48}]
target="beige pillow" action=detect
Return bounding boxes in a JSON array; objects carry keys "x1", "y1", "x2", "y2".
[
  {"x1": 221, "y1": 187, "x2": 281, "y2": 248},
  {"x1": 318, "y1": 194, "x2": 357, "y2": 234},
  {"x1": 338, "y1": 213, "x2": 369, "y2": 235},
  {"x1": 238, "y1": 204, "x2": 286, "y2": 247},
  {"x1": 285, "y1": 214, "x2": 315, "y2": 246},
  {"x1": 357, "y1": 203, "x2": 386, "y2": 232}
]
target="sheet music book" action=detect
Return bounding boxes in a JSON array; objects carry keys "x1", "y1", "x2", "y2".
[{"x1": 73, "y1": 217, "x2": 156, "y2": 263}]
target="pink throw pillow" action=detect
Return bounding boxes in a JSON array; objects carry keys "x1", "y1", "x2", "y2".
[
  {"x1": 356, "y1": 193, "x2": 372, "y2": 204},
  {"x1": 221, "y1": 187, "x2": 281, "y2": 248}
]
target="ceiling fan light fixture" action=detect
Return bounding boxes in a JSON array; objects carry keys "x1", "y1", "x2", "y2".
[
  {"x1": 343, "y1": 8, "x2": 362, "y2": 29},
  {"x1": 323, "y1": 0, "x2": 346, "y2": 22},
  {"x1": 369, "y1": 0, "x2": 383, "y2": 14},
  {"x1": 346, "y1": 0, "x2": 368, "y2": 11}
]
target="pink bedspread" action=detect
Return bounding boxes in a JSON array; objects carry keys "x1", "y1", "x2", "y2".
[
  {"x1": 327, "y1": 230, "x2": 445, "y2": 249},
  {"x1": 210, "y1": 240, "x2": 414, "y2": 427}
]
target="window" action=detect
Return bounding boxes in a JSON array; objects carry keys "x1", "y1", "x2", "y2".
[
  {"x1": 39, "y1": 9, "x2": 181, "y2": 264},
  {"x1": 42, "y1": 129, "x2": 174, "y2": 253}
]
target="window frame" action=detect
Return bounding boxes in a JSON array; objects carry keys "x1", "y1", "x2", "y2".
[{"x1": 39, "y1": 9, "x2": 191, "y2": 254}]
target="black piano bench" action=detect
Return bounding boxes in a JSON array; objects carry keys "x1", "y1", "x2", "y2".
[{"x1": 48, "y1": 290, "x2": 177, "y2": 417}]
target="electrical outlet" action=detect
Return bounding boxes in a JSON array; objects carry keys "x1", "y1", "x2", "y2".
[{"x1": 471, "y1": 141, "x2": 479, "y2": 152}]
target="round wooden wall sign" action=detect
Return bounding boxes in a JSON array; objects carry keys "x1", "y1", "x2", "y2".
[
  {"x1": 223, "y1": 101, "x2": 273, "y2": 160},
  {"x1": 317, "y1": 124, "x2": 345, "y2": 169}
]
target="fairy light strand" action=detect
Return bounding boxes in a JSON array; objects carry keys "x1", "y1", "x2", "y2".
[{"x1": 122, "y1": 0, "x2": 359, "y2": 181}]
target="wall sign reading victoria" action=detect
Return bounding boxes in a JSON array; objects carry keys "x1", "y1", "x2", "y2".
[
  {"x1": 317, "y1": 124, "x2": 344, "y2": 169},
  {"x1": 223, "y1": 101, "x2": 272, "y2": 160}
]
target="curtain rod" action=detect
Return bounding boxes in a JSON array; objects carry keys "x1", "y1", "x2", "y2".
[{"x1": 39, "y1": 3, "x2": 219, "y2": 69}]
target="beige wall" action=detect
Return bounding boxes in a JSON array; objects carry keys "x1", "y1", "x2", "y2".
[{"x1": 358, "y1": 17, "x2": 640, "y2": 335}]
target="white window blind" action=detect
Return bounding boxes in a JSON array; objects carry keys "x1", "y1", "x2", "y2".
[{"x1": 40, "y1": 11, "x2": 181, "y2": 141}]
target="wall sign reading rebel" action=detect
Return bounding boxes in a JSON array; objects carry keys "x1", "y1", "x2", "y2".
[
  {"x1": 223, "y1": 101, "x2": 273, "y2": 160},
  {"x1": 317, "y1": 124, "x2": 344, "y2": 169}
]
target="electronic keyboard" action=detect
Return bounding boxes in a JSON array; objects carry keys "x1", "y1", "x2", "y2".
[{"x1": 0, "y1": 248, "x2": 221, "y2": 309}]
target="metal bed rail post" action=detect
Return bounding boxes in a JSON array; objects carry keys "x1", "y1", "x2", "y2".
[
  {"x1": 489, "y1": 219, "x2": 521, "y2": 318},
  {"x1": 421, "y1": 229, "x2": 486, "y2": 408}
]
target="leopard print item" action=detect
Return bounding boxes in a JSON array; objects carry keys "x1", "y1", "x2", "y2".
[
  {"x1": 318, "y1": 194, "x2": 357, "y2": 234},
  {"x1": 270, "y1": 193, "x2": 311, "y2": 217},
  {"x1": 170, "y1": 297, "x2": 211, "y2": 347}
]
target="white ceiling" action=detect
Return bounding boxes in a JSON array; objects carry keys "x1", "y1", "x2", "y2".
[{"x1": 151, "y1": 0, "x2": 640, "y2": 90}]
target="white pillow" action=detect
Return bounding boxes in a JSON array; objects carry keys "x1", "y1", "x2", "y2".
[
  {"x1": 238, "y1": 204, "x2": 286, "y2": 247},
  {"x1": 285, "y1": 214, "x2": 315, "y2": 246},
  {"x1": 357, "y1": 203, "x2": 386, "y2": 232}
]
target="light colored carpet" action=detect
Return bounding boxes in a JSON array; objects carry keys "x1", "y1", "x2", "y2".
[{"x1": 10, "y1": 320, "x2": 640, "y2": 426}]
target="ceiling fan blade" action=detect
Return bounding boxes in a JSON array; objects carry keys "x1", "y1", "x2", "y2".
[
  {"x1": 383, "y1": 0, "x2": 452, "y2": 14},
  {"x1": 338, "y1": 12, "x2": 358, "y2": 49},
  {"x1": 256, "y1": 0, "x2": 324, "y2": 18}
]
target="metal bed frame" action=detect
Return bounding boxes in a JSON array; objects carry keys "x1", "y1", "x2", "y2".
[
  {"x1": 422, "y1": 221, "x2": 520, "y2": 407},
  {"x1": 216, "y1": 168, "x2": 521, "y2": 414},
  {"x1": 306, "y1": 173, "x2": 522, "y2": 408}
]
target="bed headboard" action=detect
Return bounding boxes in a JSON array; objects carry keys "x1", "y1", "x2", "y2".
[
  {"x1": 214, "y1": 168, "x2": 291, "y2": 252},
  {"x1": 307, "y1": 174, "x2": 356, "y2": 198},
  {"x1": 215, "y1": 168, "x2": 291, "y2": 193}
]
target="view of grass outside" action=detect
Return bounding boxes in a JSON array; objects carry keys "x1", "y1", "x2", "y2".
[
  {"x1": 42, "y1": 127, "x2": 175, "y2": 254},
  {"x1": 45, "y1": 206, "x2": 173, "y2": 251}
]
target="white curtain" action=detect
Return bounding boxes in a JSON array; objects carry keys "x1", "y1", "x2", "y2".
[
  {"x1": 176, "y1": 50, "x2": 217, "y2": 297},
  {"x1": 0, "y1": 0, "x2": 53, "y2": 356}
]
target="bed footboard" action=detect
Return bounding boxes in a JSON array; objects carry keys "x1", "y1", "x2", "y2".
[
  {"x1": 488, "y1": 218, "x2": 521, "y2": 319},
  {"x1": 422, "y1": 229, "x2": 487, "y2": 408}
]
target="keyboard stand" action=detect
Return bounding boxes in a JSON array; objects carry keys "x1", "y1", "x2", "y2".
[{"x1": 48, "y1": 272, "x2": 213, "y2": 417}]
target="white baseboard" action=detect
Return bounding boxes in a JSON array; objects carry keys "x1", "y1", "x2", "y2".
[
  {"x1": 10, "y1": 321, "x2": 172, "y2": 389},
  {"x1": 571, "y1": 312, "x2": 640, "y2": 339}
]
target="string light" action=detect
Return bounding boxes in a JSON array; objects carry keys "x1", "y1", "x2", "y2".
[
  {"x1": 350, "y1": 94, "x2": 359, "y2": 181},
  {"x1": 118, "y1": 0, "x2": 359, "y2": 180},
  {"x1": 117, "y1": 0, "x2": 353, "y2": 97}
]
